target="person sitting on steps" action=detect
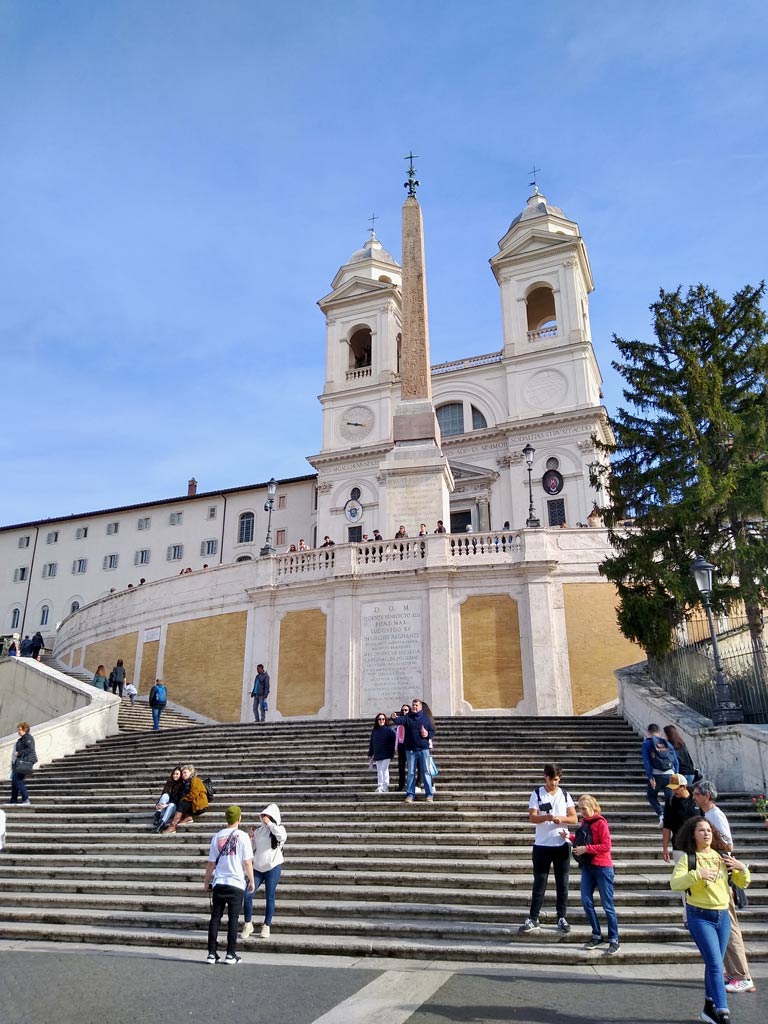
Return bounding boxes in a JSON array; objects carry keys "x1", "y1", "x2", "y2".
[{"x1": 165, "y1": 764, "x2": 208, "y2": 834}]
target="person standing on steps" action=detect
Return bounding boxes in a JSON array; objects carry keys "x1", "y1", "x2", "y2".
[
  {"x1": 30, "y1": 631, "x2": 44, "y2": 660},
  {"x1": 390, "y1": 698, "x2": 434, "y2": 803},
  {"x1": 572, "y1": 794, "x2": 620, "y2": 955},
  {"x1": 148, "y1": 677, "x2": 167, "y2": 730},
  {"x1": 368, "y1": 712, "x2": 396, "y2": 793},
  {"x1": 241, "y1": 803, "x2": 287, "y2": 941},
  {"x1": 661, "y1": 774, "x2": 701, "y2": 866},
  {"x1": 91, "y1": 664, "x2": 109, "y2": 691},
  {"x1": 204, "y1": 805, "x2": 255, "y2": 965},
  {"x1": 693, "y1": 780, "x2": 756, "y2": 994},
  {"x1": 8, "y1": 722, "x2": 37, "y2": 806},
  {"x1": 641, "y1": 723, "x2": 679, "y2": 824},
  {"x1": 250, "y1": 664, "x2": 270, "y2": 722},
  {"x1": 518, "y1": 762, "x2": 577, "y2": 936},
  {"x1": 109, "y1": 658, "x2": 126, "y2": 697}
]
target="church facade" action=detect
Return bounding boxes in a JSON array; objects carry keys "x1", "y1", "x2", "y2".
[{"x1": 2, "y1": 185, "x2": 640, "y2": 720}]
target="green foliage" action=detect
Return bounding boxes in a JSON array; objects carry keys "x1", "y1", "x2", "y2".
[{"x1": 592, "y1": 283, "x2": 768, "y2": 657}]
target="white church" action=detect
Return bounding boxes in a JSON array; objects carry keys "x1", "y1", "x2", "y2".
[{"x1": 0, "y1": 183, "x2": 638, "y2": 722}]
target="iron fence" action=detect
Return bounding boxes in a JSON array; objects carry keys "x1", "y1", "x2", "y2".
[{"x1": 649, "y1": 632, "x2": 768, "y2": 724}]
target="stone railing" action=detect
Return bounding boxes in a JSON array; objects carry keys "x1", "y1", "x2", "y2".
[
  {"x1": 527, "y1": 326, "x2": 558, "y2": 342},
  {"x1": 345, "y1": 367, "x2": 372, "y2": 381},
  {"x1": 431, "y1": 351, "x2": 503, "y2": 376}
]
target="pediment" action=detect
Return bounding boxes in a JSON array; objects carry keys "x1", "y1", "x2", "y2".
[
  {"x1": 492, "y1": 226, "x2": 577, "y2": 263},
  {"x1": 447, "y1": 458, "x2": 498, "y2": 484},
  {"x1": 318, "y1": 276, "x2": 399, "y2": 311}
]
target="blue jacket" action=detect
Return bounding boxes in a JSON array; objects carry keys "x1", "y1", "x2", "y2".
[
  {"x1": 368, "y1": 725, "x2": 396, "y2": 760},
  {"x1": 391, "y1": 710, "x2": 433, "y2": 751},
  {"x1": 642, "y1": 735, "x2": 679, "y2": 779}
]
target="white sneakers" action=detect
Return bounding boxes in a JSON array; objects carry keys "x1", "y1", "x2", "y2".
[
  {"x1": 241, "y1": 921, "x2": 254, "y2": 940},
  {"x1": 260, "y1": 925, "x2": 270, "y2": 939}
]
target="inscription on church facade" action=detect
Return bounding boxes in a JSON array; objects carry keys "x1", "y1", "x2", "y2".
[{"x1": 360, "y1": 600, "x2": 423, "y2": 712}]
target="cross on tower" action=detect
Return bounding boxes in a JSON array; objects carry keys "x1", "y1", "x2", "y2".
[
  {"x1": 404, "y1": 151, "x2": 420, "y2": 197},
  {"x1": 528, "y1": 165, "x2": 542, "y2": 189},
  {"x1": 368, "y1": 212, "x2": 378, "y2": 237}
]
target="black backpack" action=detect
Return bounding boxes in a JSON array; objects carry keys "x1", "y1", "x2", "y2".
[
  {"x1": 651, "y1": 739, "x2": 675, "y2": 772},
  {"x1": 572, "y1": 816, "x2": 604, "y2": 865},
  {"x1": 202, "y1": 776, "x2": 215, "y2": 801}
]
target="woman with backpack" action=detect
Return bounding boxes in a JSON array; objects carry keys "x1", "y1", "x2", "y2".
[
  {"x1": 241, "y1": 803, "x2": 287, "y2": 940},
  {"x1": 571, "y1": 793, "x2": 620, "y2": 955},
  {"x1": 164, "y1": 764, "x2": 208, "y2": 834},
  {"x1": 671, "y1": 817, "x2": 751, "y2": 1024}
]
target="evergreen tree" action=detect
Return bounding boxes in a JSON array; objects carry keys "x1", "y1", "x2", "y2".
[{"x1": 592, "y1": 283, "x2": 768, "y2": 662}]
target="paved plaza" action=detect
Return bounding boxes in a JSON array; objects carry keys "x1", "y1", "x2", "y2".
[{"x1": 0, "y1": 944, "x2": 764, "y2": 1024}]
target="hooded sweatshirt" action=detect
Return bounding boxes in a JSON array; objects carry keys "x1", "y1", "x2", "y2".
[{"x1": 252, "y1": 802, "x2": 287, "y2": 872}]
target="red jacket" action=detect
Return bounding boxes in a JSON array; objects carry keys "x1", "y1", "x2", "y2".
[{"x1": 579, "y1": 814, "x2": 613, "y2": 868}]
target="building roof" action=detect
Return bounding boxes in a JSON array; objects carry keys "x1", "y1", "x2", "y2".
[
  {"x1": 505, "y1": 186, "x2": 568, "y2": 231},
  {"x1": 0, "y1": 474, "x2": 318, "y2": 533},
  {"x1": 347, "y1": 231, "x2": 399, "y2": 267}
]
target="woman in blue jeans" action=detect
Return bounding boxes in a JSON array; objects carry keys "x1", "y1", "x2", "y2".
[
  {"x1": 241, "y1": 803, "x2": 287, "y2": 940},
  {"x1": 671, "y1": 817, "x2": 750, "y2": 1024},
  {"x1": 572, "y1": 794, "x2": 620, "y2": 954}
]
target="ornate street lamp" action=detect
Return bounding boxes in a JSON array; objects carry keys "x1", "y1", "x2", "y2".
[
  {"x1": 260, "y1": 477, "x2": 278, "y2": 556},
  {"x1": 522, "y1": 444, "x2": 540, "y2": 528},
  {"x1": 689, "y1": 554, "x2": 744, "y2": 725}
]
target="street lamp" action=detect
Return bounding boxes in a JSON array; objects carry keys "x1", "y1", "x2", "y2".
[
  {"x1": 689, "y1": 554, "x2": 744, "y2": 725},
  {"x1": 522, "y1": 444, "x2": 540, "y2": 528},
  {"x1": 260, "y1": 477, "x2": 278, "y2": 556}
]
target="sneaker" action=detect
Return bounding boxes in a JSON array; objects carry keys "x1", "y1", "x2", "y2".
[
  {"x1": 658, "y1": 813, "x2": 665, "y2": 826},
  {"x1": 556, "y1": 918, "x2": 571, "y2": 934},
  {"x1": 606, "y1": 941, "x2": 620, "y2": 955},
  {"x1": 223, "y1": 953, "x2": 241, "y2": 965},
  {"x1": 426, "y1": 796, "x2": 434, "y2": 803},
  {"x1": 404, "y1": 796, "x2": 414, "y2": 803},
  {"x1": 19, "y1": 801, "x2": 31, "y2": 807},
  {"x1": 241, "y1": 922, "x2": 254, "y2": 940},
  {"x1": 699, "y1": 999, "x2": 717, "y2": 1024},
  {"x1": 584, "y1": 937, "x2": 604, "y2": 949},
  {"x1": 725, "y1": 978, "x2": 755, "y2": 993},
  {"x1": 205, "y1": 953, "x2": 219, "y2": 965},
  {"x1": 415, "y1": 787, "x2": 424, "y2": 794},
  {"x1": 260, "y1": 925, "x2": 270, "y2": 939},
  {"x1": 716, "y1": 1012, "x2": 731, "y2": 1024},
  {"x1": 518, "y1": 917, "x2": 540, "y2": 935}
]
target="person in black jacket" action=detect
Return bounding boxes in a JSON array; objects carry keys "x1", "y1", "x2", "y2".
[
  {"x1": 662, "y1": 774, "x2": 701, "y2": 864},
  {"x1": 368, "y1": 713, "x2": 396, "y2": 793},
  {"x1": 109, "y1": 659, "x2": 126, "y2": 697},
  {"x1": 30, "y1": 632, "x2": 44, "y2": 660},
  {"x1": 9, "y1": 722, "x2": 36, "y2": 806},
  {"x1": 390, "y1": 699, "x2": 435, "y2": 803}
]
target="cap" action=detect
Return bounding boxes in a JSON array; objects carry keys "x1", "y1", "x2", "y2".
[
  {"x1": 225, "y1": 805, "x2": 242, "y2": 825},
  {"x1": 666, "y1": 773, "x2": 689, "y2": 790}
]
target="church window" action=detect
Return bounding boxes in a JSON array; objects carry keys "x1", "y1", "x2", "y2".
[
  {"x1": 350, "y1": 487, "x2": 361, "y2": 501},
  {"x1": 348, "y1": 327, "x2": 372, "y2": 369},
  {"x1": 546, "y1": 457, "x2": 560, "y2": 470},
  {"x1": 70, "y1": 601, "x2": 80, "y2": 614},
  {"x1": 40, "y1": 605, "x2": 49, "y2": 626},
  {"x1": 135, "y1": 549, "x2": 150, "y2": 566},
  {"x1": 378, "y1": 275, "x2": 392, "y2": 283},
  {"x1": 547, "y1": 499, "x2": 567, "y2": 527},
  {"x1": 11, "y1": 607, "x2": 20, "y2": 629},
  {"x1": 526, "y1": 286, "x2": 558, "y2": 339},
  {"x1": 471, "y1": 406, "x2": 487, "y2": 430},
  {"x1": 236, "y1": 555, "x2": 252, "y2": 563},
  {"x1": 436, "y1": 403, "x2": 464, "y2": 437},
  {"x1": 103, "y1": 553, "x2": 119, "y2": 570},
  {"x1": 13, "y1": 567, "x2": 28, "y2": 582},
  {"x1": 167, "y1": 544, "x2": 184, "y2": 561},
  {"x1": 42, "y1": 562, "x2": 57, "y2": 578},
  {"x1": 238, "y1": 512, "x2": 255, "y2": 544}
]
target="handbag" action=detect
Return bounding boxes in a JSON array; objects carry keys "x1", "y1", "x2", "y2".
[
  {"x1": 730, "y1": 879, "x2": 749, "y2": 910},
  {"x1": 14, "y1": 758, "x2": 35, "y2": 774},
  {"x1": 428, "y1": 756, "x2": 439, "y2": 777}
]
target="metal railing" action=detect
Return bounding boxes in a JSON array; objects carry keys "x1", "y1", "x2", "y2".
[{"x1": 649, "y1": 631, "x2": 768, "y2": 724}]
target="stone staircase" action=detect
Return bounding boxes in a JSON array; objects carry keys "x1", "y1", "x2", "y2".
[{"x1": 1, "y1": 717, "x2": 766, "y2": 964}]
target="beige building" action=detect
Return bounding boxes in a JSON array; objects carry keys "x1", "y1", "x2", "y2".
[{"x1": 3, "y1": 184, "x2": 640, "y2": 717}]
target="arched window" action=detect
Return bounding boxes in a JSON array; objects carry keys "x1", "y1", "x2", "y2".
[
  {"x1": 526, "y1": 286, "x2": 557, "y2": 338},
  {"x1": 238, "y1": 512, "x2": 255, "y2": 544},
  {"x1": 70, "y1": 601, "x2": 80, "y2": 614},
  {"x1": 471, "y1": 406, "x2": 487, "y2": 430},
  {"x1": 235, "y1": 555, "x2": 253, "y2": 563},
  {"x1": 436, "y1": 403, "x2": 464, "y2": 437},
  {"x1": 40, "y1": 605, "x2": 50, "y2": 626},
  {"x1": 11, "y1": 607, "x2": 20, "y2": 630},
  {"x1": 349, "y1": 327, "x2": 372, "y2": 369}
]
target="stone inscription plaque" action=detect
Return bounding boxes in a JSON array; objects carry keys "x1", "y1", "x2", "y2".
[{"x1": 360, "y1": 600, "x2": 423, "y2": 714}]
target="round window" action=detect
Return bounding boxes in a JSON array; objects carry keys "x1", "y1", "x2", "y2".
[
  {"x1": 350, "y1": 487, "x2": 361, "y2": 501},
  {"x1": 546, "y1": 457, "x2": 559, "y2": 471}
]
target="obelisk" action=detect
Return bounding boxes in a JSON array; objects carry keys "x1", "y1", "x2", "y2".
[{"x1": 379, "y1": 155, "x2": 454, "y2": 537}]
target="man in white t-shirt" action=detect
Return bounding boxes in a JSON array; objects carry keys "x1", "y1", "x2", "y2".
[
  {"x1": 203, "y1": 805, "x2": 255, "y2": 965},
  {"x1": 518, "y1": 762, "x2": 578, "y2": 935}
]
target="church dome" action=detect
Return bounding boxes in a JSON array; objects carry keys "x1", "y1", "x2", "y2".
[
  {"x1": 348, "y1": 232, "x2": 399, "y2": 267},
  {"x1": 505, "y1": 186, "x2": 567, "y2": 231}
]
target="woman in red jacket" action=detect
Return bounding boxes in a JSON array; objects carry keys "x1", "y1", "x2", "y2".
[{"x1": 572, "y1": 794, "x2": 620, "y2": 955}]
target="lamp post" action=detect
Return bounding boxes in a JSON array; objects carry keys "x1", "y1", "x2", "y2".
[
  {"x1": 690, "y1": 554, "x2": 744, "y2": 725},
  {"x1": 522, "y1": 444, "x2": 540, "y2": 528},
  {"x1": 260, "y1": 477, "x2": 278, "y2": 556}
]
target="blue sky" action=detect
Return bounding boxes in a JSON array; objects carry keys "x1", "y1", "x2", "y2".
[{"x1": 2, "y1": 0, "x2": 766, "y2": 525}]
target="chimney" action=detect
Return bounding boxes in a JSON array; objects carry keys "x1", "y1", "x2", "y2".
[{"x1": 187, "y1": 477, "x2": 198, "y2": 496}]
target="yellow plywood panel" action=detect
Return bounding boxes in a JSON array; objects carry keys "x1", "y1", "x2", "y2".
[
  {"x1": 164, "y1": 612, "x2": 246, "y2": 721},
  {"x1": 460, "y1": 596, "x2": 524, "y2": 709},
  {"x1": 84, "y1": 633, "x2": 138, "y2": 683},
  {"x1": 139, "y1": 640, "x2": 159, "y2": 694},
  {"x1": 563, "y1": 583, "x2": 642, "y2": 715},
  {"x1": 277, "y1": 609, "x2": 326, "y2": 717}
]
